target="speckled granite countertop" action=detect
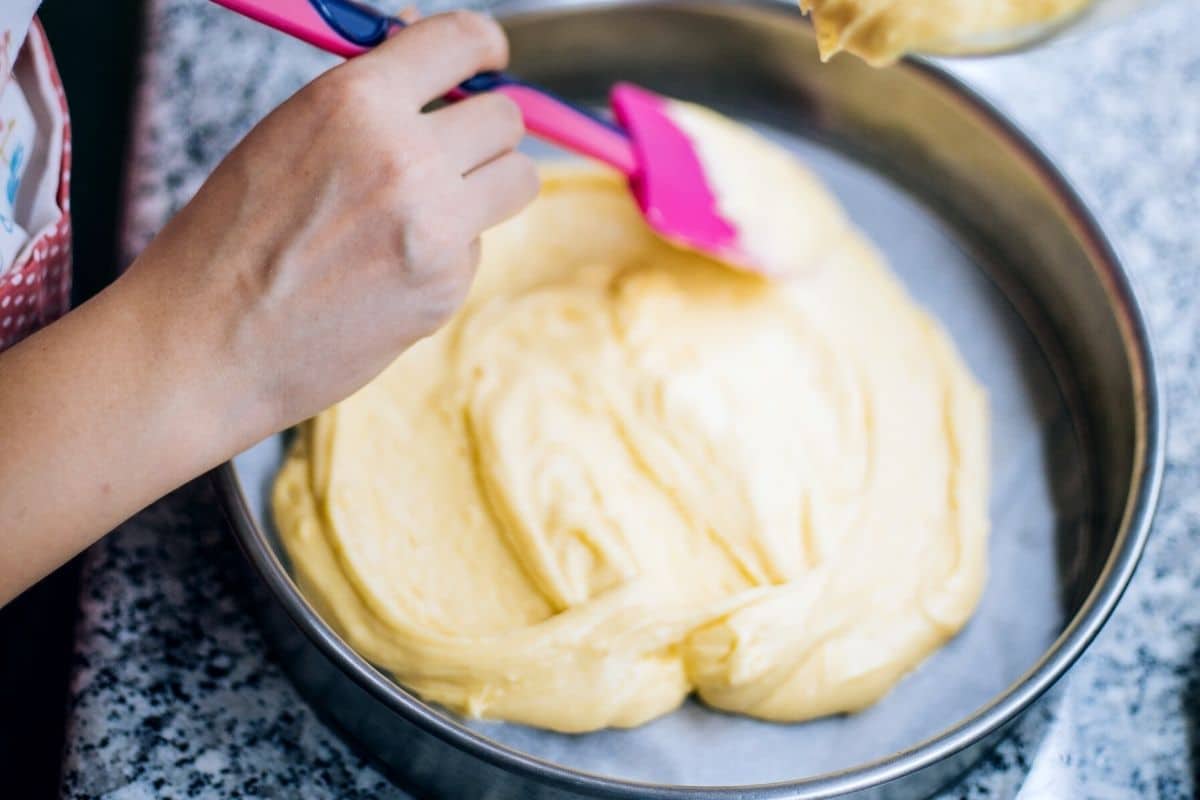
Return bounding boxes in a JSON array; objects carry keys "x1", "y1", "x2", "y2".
[{"x1": 59, "y1": 1, "x2": 1198, "y2": 797}]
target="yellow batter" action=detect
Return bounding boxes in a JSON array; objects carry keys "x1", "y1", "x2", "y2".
[
  {"x1": 273, "y1": 105, "x2": 989, "y2": 734},
  {"x1": 800, "y1": 0, "x2": 1091, "y2": 64}
]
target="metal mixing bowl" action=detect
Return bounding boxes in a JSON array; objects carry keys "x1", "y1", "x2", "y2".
[{"x1": 215, "y1": 1, "x2": 1164, "y2": 796}]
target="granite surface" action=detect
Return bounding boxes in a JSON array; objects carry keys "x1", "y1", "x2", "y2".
[{"x1": 59, "y1": 0, "x2": 1198, "y2": 797}]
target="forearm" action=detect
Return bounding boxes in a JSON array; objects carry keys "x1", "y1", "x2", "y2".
[
  {"x1": 0, "y1": 8, "x2": 534, "y2": 606},
  {"x1": 0, "y1": 267, "x2": 247, "y2": 605}
]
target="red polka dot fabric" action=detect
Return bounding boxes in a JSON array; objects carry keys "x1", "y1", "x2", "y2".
[{"x1": 0, "y1": 19, "x2": 71, "y2": 351}]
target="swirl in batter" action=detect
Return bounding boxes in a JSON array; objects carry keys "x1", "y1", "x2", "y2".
[{"x1": 273, "y1": 109, "x2": 989, "y2": 733}]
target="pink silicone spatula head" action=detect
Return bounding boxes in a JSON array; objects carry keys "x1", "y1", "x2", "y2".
[{"x1": 609, "y1": 83, "x2": 756, "y2": 272}]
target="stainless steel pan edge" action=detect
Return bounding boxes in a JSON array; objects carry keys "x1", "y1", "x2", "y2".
[{"x1": 214, "y1": 1, "x2": 1164, "y2": 796}]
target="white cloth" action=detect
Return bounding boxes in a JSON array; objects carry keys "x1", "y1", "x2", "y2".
[
  {"x1": 0, "y1": 0, "x2": 39, "y2": 78},
  {"x1": 0, "y1": 0, "x2": 47, "y2": 276}
]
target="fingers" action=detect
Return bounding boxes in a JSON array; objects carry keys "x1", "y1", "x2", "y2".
[
  {"x1": 359, "y1": 12, "x2": 508, "y2": 108},
  {"x1": 431, "y1": 93, "x2": 525, "y2": 174},
  {"x1": 460, "y1": 151, "x2": 539, "y2": 234}
]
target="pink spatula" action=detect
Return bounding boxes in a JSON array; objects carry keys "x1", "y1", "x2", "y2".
[{"x1": 211, "y1": 0, "x2": 764, "y2": 274}]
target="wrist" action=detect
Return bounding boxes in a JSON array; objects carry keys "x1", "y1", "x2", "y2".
[{"x1": 117, "y1": 250, "x2": 275, "y2": 471}]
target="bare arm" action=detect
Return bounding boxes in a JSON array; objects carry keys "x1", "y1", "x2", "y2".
[
  {"x1": 0, "y1": 267, "x2": 245, "y2": 603},
  {"x1": 0, "y1": 11, "x2": 537, "y2": 605}
]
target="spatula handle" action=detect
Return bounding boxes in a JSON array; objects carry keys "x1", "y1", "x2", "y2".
[
  {"x1": 211, "y1": 0, "x2": 380, "y2": 57},
  {"x1": 457, "y1": 75, "x2": 637, "y2": 176},
  {"x1": 210, "y1": 0, "x2": 638, "y2": 175}
]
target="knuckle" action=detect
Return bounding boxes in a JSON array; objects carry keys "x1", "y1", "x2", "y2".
[
  {"x1": 442, "y1": 11, "x2": 508, "y2": 66},
  {"x1": 360, "y1": 137, "x2": 410, "y2": 191},
  {"x1": 392, "y1": 204, "x2": 478, "y2": 333},
  {"x1": 300, "y1": 75, "x2": 340, "y2": 116},
  {"x1": 513, "y1": 153, "x2": 540, "y2": 200},
  {"x1": 375, "y1": 128, "x2": 438, "y2": 188},
  {"x1": 402, "y1": 208, "x2": 466, "y2": 274},
  {"x1": 375, "y1": 152, "x2": 411, "y2": 190},
  {"x1": 491, "y1": 94, "x2": 525, "y2": 141},
  {"x1": 311, "y1": 67, "x2": 374, "y2": 113},
  {"x1": 417, "y1": 266, "x2": 473, "y2": 326},
  {"x1": 443, "y1": 9, "x2": 485, "y2": 37},
  {"x1": 437, "y1": 10, "x2": 479, "y2": 41}
]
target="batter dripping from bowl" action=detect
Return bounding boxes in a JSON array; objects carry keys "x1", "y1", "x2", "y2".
[
  {"x1": 273, "y1": 103, "x2": 990, "y2": 734},
  {"x1": 801, "y1": 0, "x2": 1093, "y2": 63}
]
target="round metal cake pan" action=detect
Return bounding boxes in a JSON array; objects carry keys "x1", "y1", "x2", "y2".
[{"x1": 215, "y1": 1, "x2": 1164, "y2": 797}]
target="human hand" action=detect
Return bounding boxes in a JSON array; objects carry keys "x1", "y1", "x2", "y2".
[
  {"x1": 0, "y1": 10, "x2": 543, "y2": 604},
  {"x1": 126, "y1": 11, "x2": 538, "y2": 447}
]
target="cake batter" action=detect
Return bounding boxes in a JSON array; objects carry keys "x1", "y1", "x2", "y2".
[
  {"x1": 800, "y1": 0, "x2": 1091, "y2": 64},
  {"x1": 273, "y1": 105, "x2": 989, "y2": 733}
]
